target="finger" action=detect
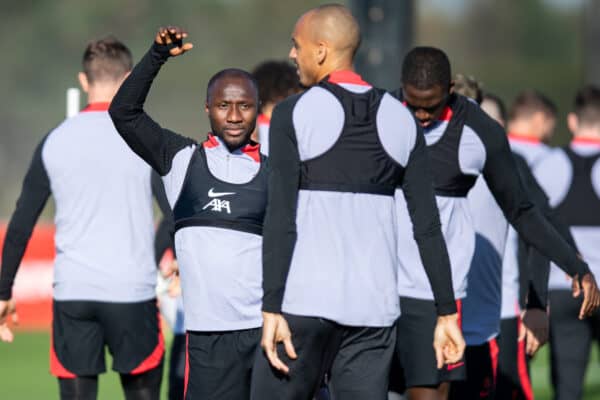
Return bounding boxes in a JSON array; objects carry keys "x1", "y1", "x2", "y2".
[
  {"x1": 266, "y1": 347, "x2": 289, "y2": 374},
  {"x1": 444, "y1": 345, "x2": 462, "y2": 365},
  {"x1": 579, "y1": 286, "x2": 591, "y2": 320},
  {"x1": 518, "y1": 323, "x2": 526, "y2": 341},
  {"x1": 283, "y1": 337, "x2": 297, "y2": 360},
  {"x1": 434, "y1": 343, "x2": 444, "y2": 369}
]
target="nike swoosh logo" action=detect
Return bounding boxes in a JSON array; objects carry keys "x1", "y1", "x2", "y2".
[{"x1": 208, "y1": 188, "x2": 236, "y2": 198}]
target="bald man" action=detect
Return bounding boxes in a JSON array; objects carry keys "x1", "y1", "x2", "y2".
[
  {"x1": 251, "y1": 5, "x2": 464, "y2": 400},
  {"x1": 110, "y1": 27, "x2": 269, "y2": 400}
]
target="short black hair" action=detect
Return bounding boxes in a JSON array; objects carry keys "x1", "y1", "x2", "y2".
[
  {"x1": 83, "y1": 36, "x2": 132, "y2": 84},
  {"x1": 482, "y1": 92, "x2": 507, "y2": 123},
  {"x1": 206, "y1": 68, "x2": 258, "y2": 103},
  {"x1": 251, "y1": 60, "x2": 300, "y2": 112},
  {"x1": 401, "y1": 46, "x2": 451, "y2": 90},
  {"x1": 509, "y1": 90, "x2": 557, "y2": 121},
  {"x1": 573, "y1": 85, "x2": 600, "y2": 126}
]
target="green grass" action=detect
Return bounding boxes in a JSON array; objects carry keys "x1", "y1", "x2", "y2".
[
  {"x1": 1, "y1": 331, "x2": 599, "y2": 399},
  {"x1": 0, "y1": 331, "x2": 173, "y2": 399}
]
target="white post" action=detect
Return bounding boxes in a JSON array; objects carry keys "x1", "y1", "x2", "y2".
[{"x1": 66, "y1": 88, "x2": 80, "y2": 118}]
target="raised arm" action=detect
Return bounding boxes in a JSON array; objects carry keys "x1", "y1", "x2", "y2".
[{"x1": 109, "y1": 27, "x2": 195, "y2": 176}]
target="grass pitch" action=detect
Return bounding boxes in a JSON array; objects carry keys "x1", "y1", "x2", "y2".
[{"x1": 1, "y1": 331, "x2": 599, "y2": 399}]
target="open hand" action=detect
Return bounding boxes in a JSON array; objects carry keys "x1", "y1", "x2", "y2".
[
  {"x1": 155, "y1": 26, "x2": 194, "y2": 57},
  {"x1": 260, "y1": 312, "x2": 297, "y2": 374},
  {"x1": 0, "y1": 299, "x2": 19, "y2": 343},
  {"x1": 519, "y1": 308, "x2": 548, "y2": 356},
  {"x1": 572, "y1": 272, "x2": 600, "y2": 319}
]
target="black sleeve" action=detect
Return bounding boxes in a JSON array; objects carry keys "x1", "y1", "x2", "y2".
[
  {"x1": 401, "y1": 128, "x2": 457, "y2": 315},
  {"x1": 512, "y1": 154, "x2": 579, "y2": 310},
  {"x1": 261, "y1": 95, "x2": 302, "y2": 313},
  {"x1": 151, "y1": 171, "x2": 175, "y2": 264},
  {"x1": 0, "y1": 138, "x2": 51, "y2": 300},
  {"x1": 109, "y1": 42, "x2": 195, "y2": 176},
  {"x1": 471, "y1": 109, "x2": 590, "y2": 279}
]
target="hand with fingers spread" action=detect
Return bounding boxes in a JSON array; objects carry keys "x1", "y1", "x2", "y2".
[
  {"x1": 519, "y1": 308, "x2": 548, "y2": 356},
  {"x1": 571, "y1": 272, "x2": 600, "y2": 319},
  {"x1": 155, "y1": 26, "x2": 194, "y2": 57},
  {"x1": 0, "y1": 299, "x2": 19, "y2": 343},
  {"x1": 433, "y1": 313, "x2": 465, "y2": 369},
  {"x1": 260, "y1": 312, "x2": 297, "y2": 374}
]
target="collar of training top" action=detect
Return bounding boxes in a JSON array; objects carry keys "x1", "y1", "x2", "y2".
[
  {"x1": 257, "y1": 113, "x2": 270, "y2": 126},
  {"x1": 508, "y1": 132, "x2": 541, "y2": 144},
  {"x1": 327, "y1": 70, "x2": 370, "y2": 87},
  {"x1": 572, "y1": 137, "x2": 600, "y2": 146},
  {"x1": 81, "y1": 102, "x2": 111, "y2": 112},
  {"x1": 202, "y1": 133, "x2": 261, "y2": 162}
]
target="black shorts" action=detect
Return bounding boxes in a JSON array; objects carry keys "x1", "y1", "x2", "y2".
[
  {"x1": 251, "y1": 313, "x2": 395, "y2": 400},
  {"x1": 184, "y1": 328, "x2": 260, "y2": 400},
  {"x1": 448, "y1": 338, "x2": 498, "y2": 399},
  {"x1": 51, "y1": 299, "x2": 164, "y2": 377},
  {"x1": 496, "y1": 316, "x2": 533, "y2": 400},
  {"x1": 549, "y1": 289, "x2": 600, "y2": 400},
  {"x1": 390, "y1": 297, "x2": 466, "y2": 391}
]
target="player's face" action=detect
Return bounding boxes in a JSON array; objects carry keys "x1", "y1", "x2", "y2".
[
  {"x1": 206, "y1": 77, "x2": 258, "y2": 150},
  {"x1": 289, "y1": 15, "x2": 320, "y2": 87},
  {"x1": 403, "y1": 83, "x2": 450, "y2": 128}
]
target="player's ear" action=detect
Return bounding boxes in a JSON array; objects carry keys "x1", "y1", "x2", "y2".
[
  {"x1": 567, "y1": 112, "x2": 578, "y2": 135},
  {"x1": 205, "y1": 101, "x2": 210, "y2": 114},
  {"x1": 317, "y1": 42, "x2": 327, "y2": 65},
  {"x1": 78, "y1": 72, "x2": 89, "y2": 93}
]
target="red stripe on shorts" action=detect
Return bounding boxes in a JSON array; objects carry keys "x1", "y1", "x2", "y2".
[
  {"x1": 516, "y1": 317, "x2": 534, "y2": 400},
  {"x1": 49, "y1": 327, "x2": 76, "y2": 378},
  {"x1": 184, "y1": 333, "x2": 190, "y2": 398},
  {"x1": 129, "y1": 311, "x2": 165, "y2": 375}
]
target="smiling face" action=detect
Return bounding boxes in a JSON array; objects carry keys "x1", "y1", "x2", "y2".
[
  {"x1": 205, "y1": 76, "x2": 258, "y2": 150},
  {"x1": 403, "y1": 83, "x2": 451, "y2": 128}
]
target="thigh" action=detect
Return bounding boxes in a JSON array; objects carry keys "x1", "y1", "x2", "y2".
[
  {"x1": 185, "y1": 328, "x2": 260, "y2": 400},
  {"x1": 549, "y1": 290, "x2": 592, "y2": 400},
  {"x1": 99, "y1": 299, "x2": 164, "y2": 374},
  {"x1": 496, "y1": 318, "x2": 520, "y2": 392},
  {"x1": 251, "y1": 314, "x2": 340, "y2": 400},
  {"x1": 58, "y1": 376, "x2": 99, "y2": 400},
  {"x1": 168, "y1": 334, "x2": 187, "y2": 400},
  {"x1": 329, "y1": 325, "x2": 395, "y2": 400},
  {"x1": 395, "y1": 298, "x2": 465, "y2": 389},
  {"x1": 449, "y1": 340, "x2": 497, "y2": 400},
  {"x1": 52, "y1": 300, "x2": 105, "y2": 377}
]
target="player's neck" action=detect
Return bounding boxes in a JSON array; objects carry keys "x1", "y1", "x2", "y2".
[
  {"x1": 574, "y1": 127, "x2": 600, "y2": 142},
  {"x1": 85, "y1": 84, "x2": 120, "y2": 105},
  {"x1": 317, "y1": 58, "x2": 355, "y2": 83},
  {"x1": 507, "y1": 121, "x2": 543, "y2": 140}
]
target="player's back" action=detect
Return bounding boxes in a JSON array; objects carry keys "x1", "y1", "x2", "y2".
[{"x1": 41, "y1": 105, "x2": 156, "y2": 302}]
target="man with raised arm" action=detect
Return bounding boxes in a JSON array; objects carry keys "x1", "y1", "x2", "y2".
[{"x1": 109, "y1": 27, "x2": 268, "y2": 400}]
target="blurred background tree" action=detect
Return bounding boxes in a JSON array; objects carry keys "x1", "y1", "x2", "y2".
[{"x1": 0, "y1": 0, "x2": 589, "y2": 216}]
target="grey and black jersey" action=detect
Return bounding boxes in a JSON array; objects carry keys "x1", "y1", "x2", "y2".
[
  {"x1": 534, "y1": 139, "x2": 600, "y2": 291},
  {"x1": 0, "y1": 103, "x2": 157, "y2": 303},
  {"x1": 392, "y1": 93, "x2": 589, "y2": 305},
  {"x1": 109, "y1": 43, "x2": 267, "y2": 332},
  {"x1": 262, "y1": 70, "x2": 457, "y2": 327}
]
